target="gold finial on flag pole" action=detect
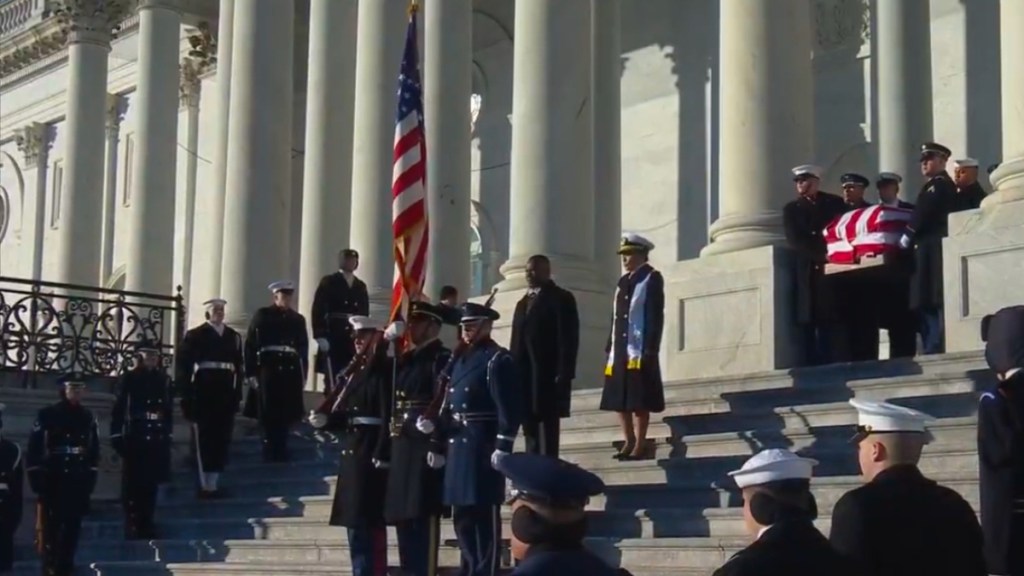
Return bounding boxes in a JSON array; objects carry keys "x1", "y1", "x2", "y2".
[{"x1": 408, "y1": 0, "x2": 419, "y2": 16}]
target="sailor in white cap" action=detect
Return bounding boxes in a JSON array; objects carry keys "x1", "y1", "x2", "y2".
[
  {"x1": 242, "y1": 280, "x2": 310, "y2": 462},
  {"x1": 713, "y1": 449, "x2": 854, "y2": 576},
  {"x1": 175, "y1": 297, "x2": 244, "y2": 497},
  {"x1": 782, "y1": 163, "x2": 847, "y2": 366},
  {"x1": 829, "y1": 399, "x2": 986, "y2": 576},
  {"x1": 0, "y1": 402, "x2": 23, "y2": 572},
  {"x1": 600, "y1": 232, "x2": 665, "y2": 460},
  {"x1": 875, "y1": 172, "x2": 914, "y2": 209},
  {"x1": 952, "y1": 157, "x2": 988, "y2": 212},
  {"x1": 311, "y1": 248, "x2": 370, "y2": 397}
]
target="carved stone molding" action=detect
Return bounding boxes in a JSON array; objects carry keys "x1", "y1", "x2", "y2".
[
  {"x1": 106, "y1": 93, "x2": 128, "y2": 134},
  {"x1": 13, "y1": 122, "x2": 53, "y2": 168},
  {"x1": 179, "y1": 57, "x2": 202, "y2": 109},
  {"x1": 185, "y1": 20, "x2": 215, "y2": 68},
  {"x1": 0, "y1": 23, "x2": 69, "y2": 76},
  {"x1": 814, "y1": 0, "x2": 870, "y2": 53},
  {"x1": 45, "y1": 0, "x2": 132, "y2": 46}
]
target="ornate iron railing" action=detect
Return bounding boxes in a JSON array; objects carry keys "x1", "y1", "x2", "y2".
[{"x1": 0, "y1": 276, "x2": 185, "y2": 387}]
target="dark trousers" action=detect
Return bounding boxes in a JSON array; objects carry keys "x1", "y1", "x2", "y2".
[
  {"x1": 122, "y1": 479, "x2": 159, "y2": 540},
  {"x1": 453, "y1": 505, "x2": 502, "y2": 576},
  {"x1": 837, "y1": 320, "x2": 879, "y2": 363},
  {"x1": 195, "y1": 417, "x2": 234, "y2": 473},
  {"x1": 396, "y1": 515, "x2": 440, "y2": 576},
  {"x1": 346, "y1": 523, "x2": 387, "y2": 576},
  {"x1": 802, "y1": 323, "x2": 842, "y2": 366},
  {"x1": 884, "y1": 318, "x2": 918, "y2": 359},
  {"x1": 261, "y1": 421, "x2": 291, "y2": 462},
  {"x1": 41, "y1": 505, "x2": 84, "y2": 576},
  {"x1": 0, "y1": 528, "x2": 13, "y2": 572},
  {"x1": 522, "y1": 418, "x2": 561, "y2": 457}
]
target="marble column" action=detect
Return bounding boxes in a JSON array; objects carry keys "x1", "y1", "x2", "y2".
[
  {"x1": 199, "y1": 0, "x2": 234, "y2": 301},
  {"x1": 983, "y1": 0, "x2": 1024, "y2": 208},
  {"x1": 51, "y1": 0, "x2": 128, "y2": 286},
  {"x1": 100, "y1": 94, "x2": 127, "y2": 286},
  {"x1": 12, "y1": 123, "x2": 53, "y2": 281},
  {"x1": 423, "y1": 0, "x2": 472, "y2": 301},
  {"x1": 124, "y1": 0, "x2": 181, "y2": 294},
  {"x1": 701, "y1": 0, "x2": 813, "y2": 256},
  {"x1": 591, "y1": 0, "x2": 622, "y2": 288},
  {"x1": 349, "y1": 0, "x2": 408, "y2": 313},
  {"x1": 876, "y1": 0, "x2": 932, "y2": 196},
  {"x1": 220, "y1": 0, "x2": 294, "y2": 327},
  {"x1": 174, "y1": 59, "x2": 202, "y2": 304},
  {"x1": 298, "y1": 0, "x2": 357, "y2": 319}
]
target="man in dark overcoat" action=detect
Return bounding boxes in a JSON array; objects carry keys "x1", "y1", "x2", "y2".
[
  {"x1": 600, "y1": 234, "x2": 664, "y2": 461},
  {"x1": 309, "y1": 316, "x2": 390, "y2": 576},
  {"x1": 175, "y1": 297, "x2": 244, "y2": 497},
  {"x1": 978, "y1": 306, "x2": 1024, "y2": 576},
  {"x1": 509, "y1": 254, "x2": 579, "y2": 457},
  {"x1": 110, "y1": 341, "x2": 174, "y2": 539},
  {"x1": 27, "y1": 377, "x2": 100, "y2": 576},
  {"x1": 834, "y1": 172, "x2": 880, "y2": 363},
  {"x1": 829, "y1": 399, "x2": 987, "y2": 576},
  {"x1": 311, "y1": 248, "x2": 370, "y2": 394},
  {"x1": 899, "y1": 142, "x2": 958, "y2": 355},
  {"x1": 782, "y1": 164, "x2": 847, "y2": 366},
  {"x1": 244, "y1": 280, "x2": 309, "y2": 462},
  {"x1": 872, "y1": 173, "x2": 918, "y2": 359},
  {"x1": 0, "y1": 403, "x2": 24, "y2": 573}
]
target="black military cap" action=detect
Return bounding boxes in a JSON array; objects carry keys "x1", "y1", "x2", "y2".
[
  {"x1": 983, "y1": 305, "x2": 1024, "y2": 374},
  {"x1": 919, "y1": 142, "x2": 951, "y2": 160},
  {"x1": 460, "y1": 302, "x2": 500, "y2": 324},
  {"x1": 59, "y1": 373, "x2": 87, "y2": 389},
  {"x1": 137, "y1": 337, "x2": 160, "y2": 353},
  {"x1": 437, "y1": 303, "x2": 463, "y2": 326},
  {"x1": 498, "y1": 453, "x2": 605, "y2": 508},
  {"x1": 409, "y1": 301, "x2": 446, "y2": 324},
  {"x1": 340, "y1": 248, "x2": 359, "y2": 259},
  {"x1": 840, "y1": 173, "x2": 870, "y2": 187}
]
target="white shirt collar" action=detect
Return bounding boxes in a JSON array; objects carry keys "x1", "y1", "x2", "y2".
[
  {"x1": 207, "y1": 321, "x2": 225, "y2": 335},
  {"x1": 881, "y1": 198, "x2": 899, "y2": 207},
  {"x1": 340, "y1": 270, "x2": 355, "y2": 286},
  {"x1": 757, "y1": 525, "x2": 774, "y2": 540}
]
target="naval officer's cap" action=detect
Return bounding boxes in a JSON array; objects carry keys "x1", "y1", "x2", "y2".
[
  {"x1": 348, "y1": 315, "x2": 384, "y2": 332},
  {"x1": 728, "y1": 449, "x2": 818, "y2": 490},
  {"x1": 409, "y1": 301, "x2": 447, "y2": 325},
  {"x1": 617, "y1": 233, "x2": 655, "y2": 255},
  {"x1": 954, "y1": 157, "x2": 979, "y2": 169},
  {"x1": 791, "y1": 164, "x2": 823, "y2": 181},
  {"x1": 460, "y1": 302, "x2": 500, "y2": 324},
  {"x1": 267, "y1": 280, "x2": 295, "y2": 295},
  {"x1": 876, "y1": 172, "x2": 903, "y2": 186},
  {"x1": 497, "y1": 453, "x2": 605, "y2": 509},
  {"x1": 920, "y1": 142, "x2": 952, "y2": 160},
  {"x1": 840, "y1": 173, "x2": 870, "y2": 188},
  {"x1": 59, "y1": 373, "x2": 87, "y2": 390},
  {"x1": 849, "y1": 399, "x2": 934, "y2": 443}
]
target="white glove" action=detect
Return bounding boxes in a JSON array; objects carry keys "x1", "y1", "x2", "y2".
[
  {"x1": 308, "y1": 411, "x2": 327, "y2": 429},
  {"x1": 246, "y1": 376, "x2": 259, "y2": 390},
  {"x1": 426, "y1": 452, "x2": 446, "y2": 469},
  {"x1": 384, "y1": 321, "x2": 406, "y2": 342},
  {"x1": 316, "y1": 338, "x2": 330, "y2": 353},
  {"x1": 490, "y1": 450, "x2": 508, "y2": 469},
  {"x1": 415, "y1": 417, "x2": 435, "y2": 435},
  {"x1": 899, "y1": 234, "x2": 912, "y2": 249},
  {"x1": 372, "y1": 458, "x2": 389, "y2": 469}
]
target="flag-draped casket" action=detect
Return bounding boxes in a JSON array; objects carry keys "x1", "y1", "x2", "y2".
[{"x1": 823, "y1": 205, "x2": 913, "y2": 264}]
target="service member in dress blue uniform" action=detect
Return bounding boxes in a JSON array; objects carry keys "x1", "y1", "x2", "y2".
[
  {"x1": 311, "y1": 248, "x2": 370, "y2": 395},
  {"x1": 0, "y1": 403, "x2": 24, "y2": 573},
  {"x1": 600, "y1": 233, "x2": 665, "y2": 461},
  {"x1": 27, "y1": 377, "x2": 101, "y2": 576},
  {"x1": 430, "y1": 302, "x2": 522, "y2": 576},
  {"x1": 495, "y1": 453, "x2": 626, "y2": 576},
  {"x1": 876, "y1": 172, "x2": 915, "y2": 210},
  {"x1": 175, "y1": 298, "x2": 244, "y2": 498},
  {"x1": 110, "y1": 340, "x2": 174, "y2": 539},
  {"x1": 835, "y1": 172, "x2": 880, "y2": 363},
  {"x1": 712, "y1": 449, "x2": 856, "y2": 576},
  {"x1": 310, "y1": 315, "x2": 390, "y2": 576},
  {"x1": 978, "y1": 306, "x2": 1024, "y2": 576},
  {"x1": 873, "y1": 172, "x2": 918, "y2": 360},
  {"x1": 829, "y1": 399, "x2": 986, "y2": 576},
  {"x1": 244, "y1": 281, "x2": 310, "y2": 462}
]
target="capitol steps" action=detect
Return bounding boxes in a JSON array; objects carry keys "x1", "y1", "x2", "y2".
[{"x1": 11, "y1": 350, "x2": 990, "y2": 575}]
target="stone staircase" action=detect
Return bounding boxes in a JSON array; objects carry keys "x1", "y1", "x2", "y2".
[{"x1": 10, "y1": 350, "x2": 990, "y2": 575}]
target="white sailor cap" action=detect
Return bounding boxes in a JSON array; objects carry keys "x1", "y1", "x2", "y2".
[
  {"x1": 791, "y1": 165, "x2": 823, "y2": 180},
  {"x1": 849, "y1": 399, "x2": 934, "y2": 442},
  {"x1": 348, "y1": 315, "x2": 384, "y2": 332},
  {"x1": 954, "y1": 157, "x2": 979, "y2": 168},
  {"x1": 267, "y1": 280, "x2": 295, "y2": 294},
  {"x1": 618, "y1": 233, "x2": 655, "y2": 255},
  {"x1": 727, "y1": 449, "x2": 818, "y2": 489},
  {"x1": 877, "y1": 172, "x2": 903, "y2": 184},
  {"x1": 202, "y1": 298, "x2": 227, "y2": 310}
]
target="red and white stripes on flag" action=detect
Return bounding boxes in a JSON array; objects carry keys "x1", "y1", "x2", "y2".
[
  {"x1": 824, "y1": 205, "x2": 913, "y2": 264},
  {"x1": 390, "y1": 7, "x2": 428, "y2": 323}
]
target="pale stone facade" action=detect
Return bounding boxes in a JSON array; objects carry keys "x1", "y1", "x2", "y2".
[{"x1": 0, "y1": 0, "x2": 1019, "y2": 385}]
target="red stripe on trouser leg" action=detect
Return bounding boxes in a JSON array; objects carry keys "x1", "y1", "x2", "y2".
[{"x1": 372, "y1": 524, "x2": 388, "y2": 576}]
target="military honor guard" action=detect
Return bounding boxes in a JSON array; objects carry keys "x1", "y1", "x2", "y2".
[
  {"x1": 379, "y1": 302, "x2": 455, "y2": 576},
  {"x1": 311, "y1": 248, "x2": 370, "y2": 394},
  {"x1": 175, "y1": 298, "x2": 244, "y2": 497},
  {"x1": 876, "y1": 172, "x2": 914, "y2": 209},
  {"x1": 0, "y1": 403, "x2": 24, "y2": 573},
  {"x1": 713, "y1": 449, "x2": 855, "y2": 576},
  {"x1": 600, "y1": 234, "x2": 665, "y2": 461},
  {"x1": 835, "y1": 172, "x2": 881, "y2": 363},
  {"x1": 840, "y1": 172, "x2": 872, "y2": 210},
  {"x1": 244, "y1": 281, "x2": 310, "y2": 462},
  {"x1": 829, "y1": 399, "x2": 987, "y2": 576},
  {"x1": 978, "y1": 306, "x2": 1024, "y2": 576},
  {"x1": 782, "y1": 164, "x2": 848, "y2": 365},
  {"x1": 873, "y1": 172, "x2": 919, "y2": 360},
  {"x1": 309, "y1": 316, "x2": 390, "y2": 576},
  {"x1": 952, "y1": 157, "x2": 989, "y2": 212},
  {"x1": 899, "y1": 142, "x2": 958, "y2": 355},
  {"x1": 429, "y1": 302, "x2": 521, "y2": 576},
  {"x1": 110, "y1": 341, "x2": 174, "y2": 539},
  {"x1": 26, "y1": 377, "x2": 100, "y2": 576},
  {"x1": 509, "y1": 255, "x2": 580, "y2": 457}
]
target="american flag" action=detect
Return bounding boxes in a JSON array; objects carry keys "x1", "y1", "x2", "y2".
[{"x1": 389, "y1": 5, "x2": 428, "y2": 323}]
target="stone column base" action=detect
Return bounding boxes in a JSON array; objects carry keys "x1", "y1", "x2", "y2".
[{"x1": 942, "y1": 201, "x2": 1024, "y2": 352}]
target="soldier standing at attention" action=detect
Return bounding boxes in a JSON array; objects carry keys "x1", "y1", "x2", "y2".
[
  {"x1": 311, "y1": 248, "x2": 370, "y2": 395},
  {"x1": 600, "y1": 234, "x2": 665, "y2": 461},
  {"x1": 430, "y1": 302, "x2": 521, "y2": 576},
  {"x1": 175, "y1": 298, "x2": 244, "y2": 498},
  {"x1": 0, "y1": 403, "x2": 24, "y2": 573},
  {"x1": 244, "y1": 281, "x2": 309, "y2": 462},
  {"x1": 782, "y1": 164, "x2": 847, "y2": 365},
  {"x1": 952, "y1": 157, "x2": 989, "y2": 212},
  {"x1": 829, "y1": 399, "x2": 986, "y2": 576},
  {"x1": 510, "y1": 254, "x2": 579, "y2": 457},
  {"x1": 977, "y1": 305, "x2": 1024, "y2": 576},
  {"x1": 110, "y1": 340, "x2": 174, "y2": 539},
  {"x1": 26, "y1": 377, "x2": 100, "y2": 576}
]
